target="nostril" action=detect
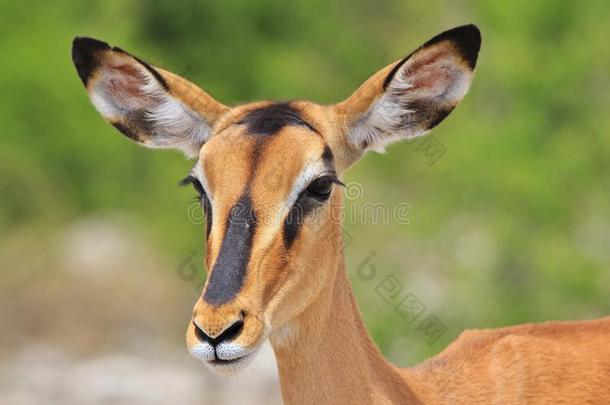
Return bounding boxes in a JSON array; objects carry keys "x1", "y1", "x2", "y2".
[
  {"x1": 217, "y1": 319, "x2": 244, "y2": 344},
  {"x1": 193, "y1": 317, "x2": 244, "y2": 346},
  {"x1": 193, "y1": 321, "x2": 212, "y2": 344}
]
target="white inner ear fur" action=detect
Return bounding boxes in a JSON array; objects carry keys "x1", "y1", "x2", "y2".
[
  {"x1": 348, "y1": 49, "x2": 473, "y2": 153},
  {"x1": 89, "y1": 55, "x2": 211, "y2": 158}
]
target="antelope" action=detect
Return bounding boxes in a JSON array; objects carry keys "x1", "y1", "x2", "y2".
[{"x1": 72, "y1": 25, "x2": 610, "y2": 404}]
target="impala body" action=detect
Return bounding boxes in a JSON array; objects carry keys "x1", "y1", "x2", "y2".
[{"x1": 72, "y1": 25, "x2": 610, "y2": 404}]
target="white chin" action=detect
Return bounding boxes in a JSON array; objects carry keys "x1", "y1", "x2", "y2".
[{"x1": 203, "y1": 348, "x2": 260, "y2": 376}]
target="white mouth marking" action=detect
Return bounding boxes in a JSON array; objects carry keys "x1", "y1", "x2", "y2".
[
  {"x1": 189, "y1": 340, "x2": 263, "y2": 376},
  {"x1": 189, "y1": 342, "x2": 215, "y2": 362},
  {"x1": 216, "y1": 342, "x2": 253, "y2": 360}
]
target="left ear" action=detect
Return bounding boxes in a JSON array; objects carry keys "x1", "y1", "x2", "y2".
[
  {"x1": 71, "y1": 37, "x2": 228, "y2": 157},
  {"x1": 335, "y1": 24, "x2": 481, "y2": 154}
]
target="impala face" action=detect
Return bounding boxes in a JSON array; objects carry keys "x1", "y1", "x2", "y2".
[
  {"x1": 72, "y1": 25, "x2": 480, "y2": 375},
  {"x1": 182, "y1": 102, "x2": 348, "y2": 374}
]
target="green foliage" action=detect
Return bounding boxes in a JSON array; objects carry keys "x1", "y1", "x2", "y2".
[{"x1": 1, "y1": 0, "x2": 609, "y2": 365}]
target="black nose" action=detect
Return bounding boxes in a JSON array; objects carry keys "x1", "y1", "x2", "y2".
[{"x1": 193, "y1": 318, "x2": 244, "y2": 347}]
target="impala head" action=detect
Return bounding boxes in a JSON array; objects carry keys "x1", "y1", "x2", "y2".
[{"x1": 72, "y1": 25, "x2": 480, "y2": 375}]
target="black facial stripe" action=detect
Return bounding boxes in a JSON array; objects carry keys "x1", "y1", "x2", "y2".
[
  {"x1": 239, "y1": 103, "x2": 318, "y2": 135},
  {"x1": 200, "y1": 138, "x2": 269, "y2": 306},
  {"x1": 203, "y1": 192, "x2": 257, "y2": 306},
  {"x1": 283, "y1": 192, "x2": 321, "y2": 249}
]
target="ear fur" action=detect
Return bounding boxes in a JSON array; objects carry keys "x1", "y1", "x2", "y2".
[
  {"x1": 335, "y1": 24, "x2": 481, "y2": 154},
  {"x1": 71, "y1": 37, "x2": 228, "y2": 157}
]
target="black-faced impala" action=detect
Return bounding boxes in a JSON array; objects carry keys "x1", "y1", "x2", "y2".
[{"x1": 72, "y1": 25, "x2": 610, "y2": 404}]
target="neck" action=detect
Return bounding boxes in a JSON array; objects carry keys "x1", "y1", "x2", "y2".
[{"x1": 270, "y1": 254, "x2": 423, "y2": 404}]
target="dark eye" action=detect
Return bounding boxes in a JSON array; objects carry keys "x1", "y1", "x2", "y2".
[{"x1": 306, "y1": 176, "x2": 335, "y2": 200}]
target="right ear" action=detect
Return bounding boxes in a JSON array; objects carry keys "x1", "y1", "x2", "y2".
[{"x1": 71, "y1": 37, "x2": 228, "y2": 158}]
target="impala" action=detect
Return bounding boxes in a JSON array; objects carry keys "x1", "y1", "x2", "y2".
[{"x1": 72, "y1": 25, "x2": 610, "y2": 404}]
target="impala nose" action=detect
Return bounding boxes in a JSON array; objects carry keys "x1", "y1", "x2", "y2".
[{"x1": 193, "y1": 318, "x2": 244, "y2": 347}]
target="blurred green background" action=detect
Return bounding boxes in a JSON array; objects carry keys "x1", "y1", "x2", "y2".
[{"x1": 1, "y1": 0, "x2": 609, "y2": 403}]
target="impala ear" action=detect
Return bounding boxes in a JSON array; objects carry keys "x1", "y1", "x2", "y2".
[
  {"x1": 71, "y1": 37, "x2": 228, "y2": 157},
  {"x1": 335, "y1": 24, "x2": 481, "y2": 155}
]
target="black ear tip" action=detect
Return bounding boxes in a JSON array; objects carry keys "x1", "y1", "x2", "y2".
[
  {"x1": 446, "y1": 24, "x2": 481, "y2": 69},
  {"x1": 425, "y1": 24, "x2": 482, "y2": 69},
  {"x1": 71, "y1": 36, "x2": 110, "y2": 86},
  {"x1": 72, "y1": 36, "x2": 110, "y2": 51}
]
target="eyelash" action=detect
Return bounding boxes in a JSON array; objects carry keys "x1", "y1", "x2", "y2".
[
  {"x1": 181, "y1": 174, "x2": 344, "y2": 204},
  {"x1": 303, "y1": 175, "x2": 344, "y2": 200},
  {"x1": 180, "y1": 175, "x2": 206, "y2": 199}
]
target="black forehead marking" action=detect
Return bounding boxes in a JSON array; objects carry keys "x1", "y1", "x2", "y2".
[
  {"x1": 203, "y1": 191, "x2": 257, "y2": 306},
  {"x1": 239, "y1": 102, "x2": 318, "y2": 136}
]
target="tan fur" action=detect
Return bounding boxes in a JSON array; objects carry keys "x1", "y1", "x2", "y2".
[
  {"x1": 73, "y1": 27, "x2": 610, "y2": 404},
  {"x1": 157, "y1": 67, "x2": 229, "y2": 122}
]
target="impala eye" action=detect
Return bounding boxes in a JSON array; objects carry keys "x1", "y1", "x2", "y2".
[{"x1": 306, "y1": 176, "x2": 339, "y2": 200}]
